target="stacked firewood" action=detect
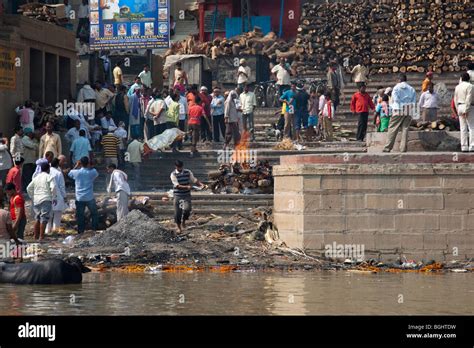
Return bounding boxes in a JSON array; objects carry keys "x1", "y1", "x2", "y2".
[
  {"x1": 410, "y1": 117, "x2": 460, "y2": 132},
  {"x1": 18, "y1": 3, "x2": 68, "y2": 25},
  {"x1": 293, "y1": 0, "x2": 372, "y2": 76},
  {"x1": 208, "y1": 162, "x2": 273, "y2": 195},
  {"x1": 164, "y1": 29, "x2": 292, "y2": 62},
  {"x1": 294, "y1": 0, "x2": 472, "y2": 75},
  {"x1": 369, "y1": 2, "x2": 401, "y2": 74}
]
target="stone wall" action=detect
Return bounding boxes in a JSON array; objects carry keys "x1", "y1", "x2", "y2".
[{"x1": 273, "y1": 153, "x2": 474, "y2": 262}]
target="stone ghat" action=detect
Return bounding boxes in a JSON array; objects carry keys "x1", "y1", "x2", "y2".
[{"x1": 273, "y1": 153, "x2": 474, "y2": 262}]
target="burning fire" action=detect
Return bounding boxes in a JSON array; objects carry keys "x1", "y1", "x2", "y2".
[{"x1": 231, "y1": 131, "x2": 254, "y2": 168}]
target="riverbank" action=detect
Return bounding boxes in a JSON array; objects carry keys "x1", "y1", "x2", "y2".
[{"x1": 12, "y1": 209, "x2": 473, "y2": 274}]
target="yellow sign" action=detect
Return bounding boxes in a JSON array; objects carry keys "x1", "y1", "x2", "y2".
[{"x1": 0, "y1": 47, "x2": 16, "y2": 90}]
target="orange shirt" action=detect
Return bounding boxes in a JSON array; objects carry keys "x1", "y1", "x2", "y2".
[
  {"x1": 188, "y1": 104, "x2": 204, "y2": 125},
  {"x1": 10, "y1": 194, "x2": 26, "y2": 221}
]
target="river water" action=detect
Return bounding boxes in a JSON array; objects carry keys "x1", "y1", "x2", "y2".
[{"x1": 0, "y1": 271, "x2": 472, "y2": 315}]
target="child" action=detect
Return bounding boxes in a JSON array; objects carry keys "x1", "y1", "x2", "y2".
[
  {"x1": 319, "y1": 91, "x2": 334, "y2": 141},
  {"x1": 375, "y1": 94, "x2": 392, "y2": 132},
  {"x1": 307, "y1": 89, "x2": 320, "y2": 142}
]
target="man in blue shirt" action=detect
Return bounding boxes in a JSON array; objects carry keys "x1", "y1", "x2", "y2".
[
  {"x1": 70, "y1": 129, "x2": 92, "y2": 164},
  {"x1": 68, "y1": 156, "x2": 99, "y2": 234},
  {"x1": 279, "y1": 82, "x2": 297, "y2": 140},
  {"x1": 383, "y1": 74, "x2": 417, "y2": 153}
]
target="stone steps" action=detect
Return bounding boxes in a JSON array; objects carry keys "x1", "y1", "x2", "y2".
[{"x1": 89, "y1": 192, "x2": 273, "y2": 217}]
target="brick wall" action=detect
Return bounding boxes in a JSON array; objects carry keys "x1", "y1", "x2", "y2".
[{"x1": 273, "y1": 153, "x2": 474, "y2": 262}]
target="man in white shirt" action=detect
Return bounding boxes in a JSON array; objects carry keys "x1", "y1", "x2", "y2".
[
  {"x1": 351, "y1": 62, "x2": 368, "y2": 88},
  {"x1": 107, "y1": 163, "x2": 130, "y2": 221},
  {"x1": 138, "y1": 64, "x2": 153, "y2": 89},
  {"x1": 46, "y1": 158, "x2": 67, "y2": 234},
  {"x1": 10, "y1": 127, "x2": 24, "y2": 160},
  {"x1": 101, "y1": 112, "x2": 117, "y2": 131},
  {"x1": 26, "y1": 162, "x2": 56, "y2": 240},
  {"x1": 237, "y1": 59, "x2": 251, "y2": 89},
  {"x1": 271, "y1": 58, "x2": 291, "y2": 96},
  {"x1": 126, "y1": 135, "x2": 144, "y2": 190},
  {"x1": 454, "y1": 73, "x2": 474, "y2": 152},
  {"x1": 77, "y1": 82, "x2": 96, "y2": 103},
  {"x1": 65, "y1": 120, "x2": 84, "y2": 144},
  {"x1": 418, "y1": 83, "x2": 440, "y2": 122},
  {"x1": 240, "y1": 85, "x2": 257, "y2": 141}
]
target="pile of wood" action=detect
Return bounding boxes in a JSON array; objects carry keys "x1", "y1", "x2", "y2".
[
  {"x1": 293, "y1": 0, "x2": 372, "y2": 75},
  {"x1": 410, "y1": 117, "x2": 460, "y2": 132},
  {"x1": 294, "y1": 0, "x2": 472, "y2": 75},
  {"x1": 369, "y1": 2, "x2": 399, "y2": 74},
  {"x1": 208, "y1": 162, "x2": 273, "y2": 194},
  {"x1": 384, "y1": 0, "x2": 472, "y2": 74},
  {"x1": 17, "y1": 3, "x2": 68, "y2": 25},
  {"x1": 164, "y1": 28, "x2": 292, "y2": 62}
]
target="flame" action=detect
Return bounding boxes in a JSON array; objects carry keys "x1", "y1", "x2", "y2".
[{"x1": 231, "y1": 131, "x2": 251, "y2": 168}]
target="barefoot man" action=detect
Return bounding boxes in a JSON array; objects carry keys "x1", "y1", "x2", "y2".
[{"x1": 170, "y1": 160, "x2": 204, "y2": 233}]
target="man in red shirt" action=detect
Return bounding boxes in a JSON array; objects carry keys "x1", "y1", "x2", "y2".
[
  {"x1": 4, "y1": 183, "x2": 27, "y2": 239},
  {"x1": 350, "y1": 83, "x2": 375, "y2": 142},
  {"x1": 199, "y1": 86, "x2": 213, "y2": 143},
  {"x1": 6, "y1": 157, "x2": 24, "y2": 193},
  {"x1": 188, "y1": 96, "x2": 204, "y2": 157}
]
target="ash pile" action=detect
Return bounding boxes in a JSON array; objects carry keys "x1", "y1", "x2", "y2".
[{"x1": 78, "y1": 210, "x2": 178, "y2": 249}]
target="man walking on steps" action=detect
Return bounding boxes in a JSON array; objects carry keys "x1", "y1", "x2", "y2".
[{"x1": 170, "y1": 160, "x2": 204, "y2": 233}]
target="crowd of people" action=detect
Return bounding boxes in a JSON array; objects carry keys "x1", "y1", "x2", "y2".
[{"x1": 0, "y1": 50, "x2": 472, "y2": 244}]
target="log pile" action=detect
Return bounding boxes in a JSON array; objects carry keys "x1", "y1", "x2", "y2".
[
  {"x1": 17, "y1": 3, "x2": 69, "y2": 25},
  {"x1": 293, "y1": 0, "x2": 372, "y2": 76},
  {"x1": 164, "y1": 28, "x2": 291, "y2": 61},
  {"x1": 208, "y1": 162, "x2": 273, "y2": 194},
  {"x1": 166, "y1": 0, "x2": 471, "y2": 75},
  {"x1": 294, "y1": 0, "x2": 472, "y2": 75},
  {"x1": 371, "y1": 0, "x2": 473, "y2": 73},
  {"x1": 410, "y1": 117, "x2": 460, "y2": 132}
]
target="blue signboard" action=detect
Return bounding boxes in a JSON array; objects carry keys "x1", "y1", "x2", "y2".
[{"x1": 89, "y1": 0, "x2": 169, "y2": 50}]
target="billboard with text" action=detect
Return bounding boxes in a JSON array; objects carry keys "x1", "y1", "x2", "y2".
[{"x1": 89, "y1": 0, "x2": 169, "y2": 50}]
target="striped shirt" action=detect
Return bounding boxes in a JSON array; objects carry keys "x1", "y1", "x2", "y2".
[
  {"x1": 170, "y1": 169, "x2": 197, "y2": 198},
  {"x1": 101, "y1": 134, "x2": 120, "y2": 158}
]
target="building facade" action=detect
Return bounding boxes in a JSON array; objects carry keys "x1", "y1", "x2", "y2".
[{"x1": 0, "y1": 14, "x2": 76, "y2": 136}]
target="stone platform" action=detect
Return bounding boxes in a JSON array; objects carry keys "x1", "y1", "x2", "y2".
[
  {"x1": 366, "y1": 131, "x2": 461, "y2": 153},
  {"x1": 273, "y1": 153, "x2": 474, "y2": 262}
]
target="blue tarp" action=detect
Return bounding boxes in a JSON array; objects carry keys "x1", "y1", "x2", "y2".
[{"x1": 225, "y1": 16, "x2": 271, "y2": 38}]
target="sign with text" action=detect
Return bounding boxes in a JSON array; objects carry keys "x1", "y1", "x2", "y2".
[
  {"x1": 0, "y1": 47, "x2": 16, "y2": 90},
  {"x1": 89, "y1": 0, "x2": 169, "y2": 51}
]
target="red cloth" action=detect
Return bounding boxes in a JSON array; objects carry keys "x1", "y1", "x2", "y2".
[
  {"x1": 199, "y1": 92, "x2": 212, "y2": 117},
  {"x1": 6, "y1": 166, "x2": 21, "y2": 193},
  {"x1": 10, "y1": 193, "x2": 26, "y2": 221},
  {"x1": 188, "y1": 104, "x2": 204, "y2": 125},
  {"x1": 350, "y1": 92, "x2": 375, "y2": 113}
]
